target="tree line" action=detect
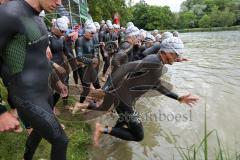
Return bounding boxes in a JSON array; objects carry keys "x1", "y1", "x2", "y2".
[{"x1": 87, "y1": 0, "x2": 240, "y2": 30}]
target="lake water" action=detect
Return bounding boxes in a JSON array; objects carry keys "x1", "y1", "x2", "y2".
[{"x1": 88, "y1": 31, "x2": 240, "y2": 160}]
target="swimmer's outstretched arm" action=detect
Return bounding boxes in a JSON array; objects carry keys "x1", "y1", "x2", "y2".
[
  {"x1": 142, "y1": 42, "x2": 161, "y2": 56},
  {"x1": 155, "y1": 80, "x2": 199, "y2": 107}
]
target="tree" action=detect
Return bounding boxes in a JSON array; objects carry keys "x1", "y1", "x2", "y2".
[
  {"x1": 178, "y1": 11, "x2": 197, "y2": 28},
  {"x1": 131, "y1": 4, "x2": 176, "y2": 30},
  {"x1": 209, "y1": 6, "x2": 236, "y2": 27},
  {"x1": 88, "y1": 0, "x2": 131, "y2": 25},
  {"x1": 199, "y1": 14, "x2": 211, "y2": 28},
  {"x1": 178, "y1": 0, "x2": 238, "y2": 28}
]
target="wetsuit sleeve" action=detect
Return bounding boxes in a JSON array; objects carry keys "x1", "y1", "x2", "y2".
[
  {"x1": 93, "y1": 46, "x2": 98, "y2": 58},
  {"x1": 93, "y1": 36, "x2": 99, "y2": 58},
  {"x1": 99, "y1": 32, "x2": 104, "y2": 43},
  {"x1": 155, "y1": 80, "x2": 179, "y2": 100},
  {"x1": 142, "y1": 42, "x2": 161, "y2": 56},
  {"x1": 62, "y1": 37, "x2": 75, "y2": 60},
  {"x1": 51, "y1": 70, "x2": 60, "y2": 83},
  {"x1": 112, "y1": 51, "x2": 128, "y2": 69},
  {"x1": 75, "y1": 38, "x2": 93, "y2": 64},
  {"x1": 49, "y1": 60, "x2": 54, "y2": 66},
  {"x1": 0, "y1": 6, "x2": 19, "y2": 55},
  {"x1": 48, "y1": 61, "x2": 60, "y2": 83},
  {"x1": 0, "y1": 7, "x2": 19, "y2": 115},
  {"x1": 0, "y1": 104, "x2": 7, "y2": 115}
]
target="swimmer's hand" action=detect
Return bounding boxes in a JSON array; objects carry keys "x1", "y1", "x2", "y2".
[
  {"x1": 0, "y1": 112, "x2": 20, "y2": 132},
  {"x1": 70, "y1": 31, "x2": 78, "y2": 41},
  {"x1": 177, "y1": 57, "x2": 189, "y2": 62},
  {"x1": 46, "y1": 46, "x2": 52, "y2": 60},
  {"x1": 56, "y1": 81, "x2": 68, "y2": 97},
  {"x1": 178, "y1": 94, "x2": 199, "y2": 107},
  {"x1": 91, "y1": 89, "x2": 105, "y2": 100}
]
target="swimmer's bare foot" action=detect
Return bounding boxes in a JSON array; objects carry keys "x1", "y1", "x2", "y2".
[
  {"x1": 53, "y1": 107, "x2": 61, "y2": 116},
  {"x1": 72, "y1": 102, "x2": 89, "y2": 114},
  {"x1": 9, "y1": 109, "x2": 18, "y2": 119},
  {"x1": 61, "y1": 123, "x2": 65, "y2": 130},
  {"x1": 64, "y1": 105, "x2": 71, "y2": 110},
  {"x1": 90, "y1": 84, "x2": 95, "y2": 90},
  {"x1": 101, "y1": 76, "x2": 106, "y2": 82},
  {"x1": 27, "y1": 128, "x2": 33, "y2": 135},
  {"x1": 94, "y1": 123, "x2": 104, "y2": 147},
  {"x1": 14, "y1": 126, "x2": 23, "y2": 133}
]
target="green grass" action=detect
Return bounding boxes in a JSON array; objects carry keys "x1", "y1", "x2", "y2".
[{"x1": 0, "y1": 80, "x2": 92, "y2": 160}]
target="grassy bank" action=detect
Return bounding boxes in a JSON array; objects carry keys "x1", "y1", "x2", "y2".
[{"x1": 0, "y1": 81, "x2": 91, "y2": 160}]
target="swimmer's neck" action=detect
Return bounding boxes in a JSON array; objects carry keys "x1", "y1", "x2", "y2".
[
  {"x1": 25, "y1": 0, "x2": 41, "y2": 12},
  {"x1": 159, "y1": 54, "x2": 167, "y2": 64}
]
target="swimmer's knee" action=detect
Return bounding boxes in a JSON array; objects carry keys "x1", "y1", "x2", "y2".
[{"x1": 53, "y1": 132, "x2": 69, "y2": 147}]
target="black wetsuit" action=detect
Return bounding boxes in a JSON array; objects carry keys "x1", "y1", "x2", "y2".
[
  {"x1": 118, "y1": 30, "x2": 125, "y2": 44},
  {"x1": 65, "y1": 33, "x2": 79, "y2": 85},
  {"x1": 49, "y1": 33, "x2": 74, "y2": 106},
  {"x1": 111, "y1": 31, "x2": 119, "y2": 42},
  {"x1": 131, "y1": 42, "x2": 161, "y2": 61},
  {"x1": 99, "y1": 30, "x2": 117, "y2": 75},
  {"x1": 89, "y1": 54, "x2": 179, "y2": 142},
  {"x1": 0, "y1": 1, "x2": 68, "y2": 160},
  {"x1": 75, "y1": 36, "x2": 101, "y2": 103},
  {"x1": 93, "y1": 32, "x2": 100, "y2": 57},
  {"x1": 111, "y1": 41, "x2": 133, "y2": 72},
  {"x1": 102, "y1": 41, "x2": 133, "y2": 89},
  {"x1": 132, "y1": 45, "x2": 146, "y2": 61},
  {"x1": 141, "y1": 42, "x2": 161, "y2": 57}
]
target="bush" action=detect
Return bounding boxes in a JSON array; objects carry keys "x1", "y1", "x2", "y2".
[{"x1": 199, "y1": 14, "x2": 211, "y2": 28}]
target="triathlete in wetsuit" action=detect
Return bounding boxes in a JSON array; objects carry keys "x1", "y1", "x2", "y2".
[
  {"x1": 0, "y1": 0, "x2": 68, "y2": 159},
  {"x1": 75, "y1": 37, "x2": 199, "y2": 146},
  {"x1": 111, "y1": 26, "x2": 139, "y2": 72},
  {"x1": 75, "y1": 22, "x2": 100, "y2": 103},
  {"x1": 64, "y1": 24, "x2": 79, "y2": 86},
  {"x1": 118, "y1": 27, "x2": 126, "y2": 44},
  {"x1": 99, "y1": 21, "x2": 118, "y2": 82},
  {"x1": 49, "y1": 17, "x2": 75, "y2": 107}
]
